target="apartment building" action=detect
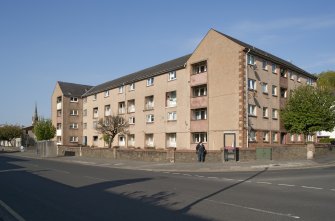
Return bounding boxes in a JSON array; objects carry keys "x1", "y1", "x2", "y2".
[
  {"x1": 53, "y1": 29, "x2": 317, "y2": 150},
  {"x1": 52, "y1": 81, "x2": 93, "y2": 146}
]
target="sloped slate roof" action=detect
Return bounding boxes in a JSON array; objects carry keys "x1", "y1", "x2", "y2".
[
  {"x1": 58, "y1": 81, "x2": 93, "y2": 97},
  {"x1": 83, "y1": 54, "x2": 191, "y2": 97},
  {"x1": 213, "y1": 29, "x2": 317, "y2": 79}
]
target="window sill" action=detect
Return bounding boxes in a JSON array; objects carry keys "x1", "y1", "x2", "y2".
[
  {"x1": 263, "y1": 116, "x2": 269, "y2": 119},
  {"x1": 248, "y1": 115, "x2": 257, "y2": 118}
]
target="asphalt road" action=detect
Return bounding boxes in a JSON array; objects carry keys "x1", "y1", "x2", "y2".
[{"x1": 1, "y1": 154, "x2": 335, "y2": 221}]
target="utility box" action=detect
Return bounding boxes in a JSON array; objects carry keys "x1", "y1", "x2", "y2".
[
  {"x1": 223, "y1": 147, "x2": 239, "y2": 162},
  {"x1": 256, "y1": 147, "x2": 272, "y2": 160}
]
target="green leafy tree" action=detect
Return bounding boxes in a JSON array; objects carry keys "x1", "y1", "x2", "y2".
[
  {"x1": 33, "y1": 119, "x2": 56, "y2": 141},
  {"x1": 96, "y1": 115, "x2": 129, "y2": 148},
  {"x1": 0, "y1": 125, "x2": 22, "y2": 146},
  {"x1": 280, "y1": 85, "x2": 335, "y2": 141},
  {"x1": 317, "y1": 70, "x2": 335, "y2": 92}
]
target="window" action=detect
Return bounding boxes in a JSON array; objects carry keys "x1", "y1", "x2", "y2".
[
  {"x1": 93, "y1": 94, "x2": 97, "y2": 100},
  {"x1": 129, "y1": 83, "x2": 135, "y2": 91},
  {"x1": 166, "y1": 133, "x2": 177, "y2": 148},
  {"x1": 145, "y1": 95, "x2": 154, "y2": 110},
  {"x1": 104, "y1": 90, "x2": 110, "y2": 97},
  {"x1": 56, "y1": 136, "x2": 62, "y2": 143},
  {"x1": 70, "y1": 97, "x2": 78, "y2": 102},
  {"x1": 146, "y1": 114, "x2": 154, "y2": 123},
  {"x1": 249, "y1": 130, "x2": 256, "y2": 142},
  {"x1": 70, "y1": 110, "x2": 79, "y2": 116},
  {"x1": 56, "y1": 123, "x2": 61, "y2": 130},
  {"x1": 69, "y1": 123, "x2": 78, "y2": 129},
  {"x1": 263, "y1": 131, "x2": 269, "y2": 142},
  {"x1": 307, "y1": 78, "x2": 314, "y2": 86},
  {"x1": 192, "y1": 132, "x2": 207, "y2": 143},
  {"x1": 70, "y1": 136, "x2": 78, "y2": 143},
  {"x1": 83, "y1": 123, "x2": 87, "y2": 129},
  {"x1": 297, "y1": 76, "x2": 302, "y2": 82},
  {"x1": 290, "y1": 134, "x2": 295, "y2": 142},
  {"x1": 93, "y1": 107, "x2": 98, "y2": 118},
  {"x1": 127, "y1": 99, "x2": 135, "y2": 113},
  {"x1": 105, "y1": 105, "x2": 111, "y2": 116},
  {"x1": 118, "y1": 135, "x2": 125, "y2": 146},
  {"x1": 307, "y1": 135, "x2": 314, "y2": 142},
  {"x1": 289, "y1": 71, "x2": 294, "y2": 80},
  {"x1": 93, "y1": 121, "x2": 98, "y2": 129},
  {"x1": 118, "y1": 86, "x2": 124, "y2": 93},
  {"x1": 272, "y1": 85, "x2": 277, "y2": 96},
  {"x1": 272, "y1": 64, "x2": 277, "y2": 74},
  {"x1": 118, "y1": 102, "x2": 126, "y2": 114},
  {"x1": 166, "y1": 91, "x2": 177, "y2": 107},
  {"x1": 248, "y1": 79, "x2": 256, "y2": 91},
  {"x1": 272, "y1": 109, "x2": 278, "y2": 119},
  {"x1": 129, "y1": 116, "x2": 135, "y2": 124},
  {"x1": 93, "y1": 136, "x2": 98, "y2": 142},
  {"x1": 83, "y1": 109, "x2": 87, "y2": 117},
  {"x1": 192, "y1": 61, "x2": 207, "y2": 74},
  {"x1": 128, "y1": 134, "x2": 135, "y2": 147},
  {"x1": 57, "y1": 110, "x2": 62, "y2": 117},
  {"x1": 262, "y1": 60, "x2": 268, "y2": 70},
  {"x1": 247, "y1": 54, "x2": 255, "y2": 65},
  {"x1": 168, "y1": 71, "x2": 176, "y2": 81},
  {"x1": 147, "y1": 77, "x2": 154, "y2": 86},
  {"x1": 280, "y1": 88, "x2": 287, "y2": 98},
  {"x1": 272, "y1": 132, "x2": 278, "y2": 143},
  {"x1": 297, "y1": 134, "x2": 302, "y2": 142},
  {"x1": 261, "y1": 83, "x2": 268, "y2": 94},
  {"x1": 263, "y1": 107, "x2": 268, "y2": 118},
  {"x1": 57, "y1": 96, "x2": 62, "y2": 103},
  {"x1": 192, "y1": 108, "x2": 207, "y2": 120},
  {"x1": 248, "y1": 104, "x2": 257, "y2": 116},
  {"x1": 145, "y1": 134, "x2": 154, "y2": 147},
  {"x1": 192, "y1": 85, "x2": 207, "y2": 97},
  {"x1": 167, "y1": 112, "x2": 177, "y2": 121},
  {"x1": 280, "y1": 68, "x2": 287, "y2": 78}
]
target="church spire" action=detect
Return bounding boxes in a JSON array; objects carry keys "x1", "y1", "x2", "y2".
[{"x1": 32, "y1": 103, "x2": 39, "y2": 124}]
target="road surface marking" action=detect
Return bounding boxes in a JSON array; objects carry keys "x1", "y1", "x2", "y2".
[
  {"x1": 256, "y1": 181, "x2": 272, "y2": 185},
  {"x1": 208, "y1": 177, "x2": 219, "y2": 179},
  {"x1": 221, "y1": 178, "x2": 235, "y2": 181},
  {"x1": 195, "y1": 175, "x2": 205, "y2": 178},
  {"x1": 0, "y1": 168, "x2": 25, "y2": 173},
  {"x1": 301, "y1": 186, "x2": 323, "y2": 190},
  {"x1": 172, "y1": 173, "x2": 180, "y2": 175},
  {"x1": 278, "y1": 184, "x2": 296, "y2": 187},
  {"x1": 182, "y1": 174, "x2": 192, "y2": 176},
  {"x1": 331, "y1": 189, "x2": 335, "y2": 192},
  {"x1": 0, "y1": 200, "x2": 26, "y2": 221},
  {"x1": 84, "y1": 176, "x2": 107, "y2": 181},
  {"x1": 204, "y1": 199, "x2": 300, "y2": 219},
  {"x1": 163, "y1": 171, "x2": 170, "y2": 174}
]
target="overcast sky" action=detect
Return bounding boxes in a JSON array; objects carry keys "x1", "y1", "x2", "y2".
[{"x1": 1, "y1": 0, "x2": 335, "y2": 126}]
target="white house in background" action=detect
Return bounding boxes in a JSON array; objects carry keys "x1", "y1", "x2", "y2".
[{"x1": 317, "y1": 130, "x2": 335, "y2": 139}]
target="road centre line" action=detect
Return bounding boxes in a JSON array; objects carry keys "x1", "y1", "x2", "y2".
[
  {"x1": 208, "y1": 177, "x2": 219, "y2": 179},
  {"x1": 0, "y1": 200, "x2": 26, "y2": 221},
  {"x1": 278, "y1": 184, "x2": 295, "y2": 187},
  {"x1": 301, "y1": 186, "x2": 323, "y2": 190},
  {"x1": 204, "y1": 198, "x2": 300, "y2": 219},
  {"x1": 256, "y1": 181, "x2": 272, "y2": 185}
]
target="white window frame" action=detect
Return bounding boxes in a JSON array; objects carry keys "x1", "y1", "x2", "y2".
[
  {"x1": 272, "y1": 85, "x2": 277, "y2": 96},
  {"x1": 192, "y1": 132, "x2": 207, "y2": 143},
  {"x1": 249, "y1": 130, "x2": 256, "y2": 142},
  {"x1": 167, "y1": 112, "x2": 177, "y2": 121},
  {"x1": 247, "y1": 54, "x2": 255, "y2": 65},
  {"x1": 168, "y1": 71, "x2": 177, "y2": 81},
  {"x1": 272, "y1": 132, "x2": 278, "y2": 143},
  {"x1": 147, "y1": 77, "x2": 154, "y2": 86},
  {"x1": 129, "y1": 116, "x2": 135, "y2": 125},
  {"x1": 70, "y1": 97, "x2": 78, "y2": 102},
  {"x1": 69, "y1": 123, "x2": 78, "y2": 129},
  {"x1": 118, "y1": 86, "x2": 124, "y2": 94},
  {"x1": 128, "y1": 134, "x2": 135, "y2": 147},
  {"x1": 127, "y1": 100, "x2": 135, "y2": 113},
  {"x1": 70, "y1": 109, "x2": 79, "y2": 116},
  {"x1": 272, "y1": 64, "x2": 277, "y2": 74},
  {"x1": 193, "y1": 108, "x2": 207, "y2": 120},
  {"x1": 272, "y1": 109, "x2": 278, "y2": 119},
  {"x1": 145, "y1": 134, "x2": 154, "y2": 147},
  {"x1": 261, "y1": 82, "x2": 268, "y2": 94},
  {"x1": 248, "y1": 104, "x2": 257, "y2": 116},
  {"x1": 145, "y1": 96, "x2": 154, "y2": 110},
  {"x1": 281, "y1": 88, "x2": 287, "y2": 98},
  {"x1": 93, "y1": 94, "x2": 97, "y2": 101},
  {"x1": 166, "y1": 91, "x2": 177, "y2": 107},
  {"x1": 248, "y1": 79, "x2": 256, "y2": 91},
  {"x1": 262, "y1": 60, "x2": 268, "y2": 70},
  {"x1": 118, "y1": 102, "x2": 126, "y2": 114},
  {"x1": 146, "y1": 114, "x2": 154, "y2": 123},
  {"x1": 104, "y1": 105, "x2": 111, "y2": 116},
  {"x1": 70, "y1": 136, "x2": 78, "y2": 143},
  {"x1": 118, "y1": 135, "x2": 125, "y2": 147},
  {"x1": 263, "y1": 131, "x2": 269, "y2": 142},
  {"x1": 166, "y1": 133, "x2": 177, "y2": 148},
  {"x1": 192, "y1": 85, "x2": 207, "y2": 97},
  {"x1": 129, "y1": 83, "x2": 135, "y2": 91},
  {"x1": 263, "y1": 107, "x2": 268, "y2": 118},
  {"x1": 93, "y1": 107, "x2": 99, "y2": 119},
  {"x1": 104, "y1": 90, "x2": 110, "y2": 97},
  {"x1": 193, "y1": 62, "x2": 207, "y2": 74}
]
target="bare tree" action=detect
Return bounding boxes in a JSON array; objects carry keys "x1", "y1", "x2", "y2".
[{"x1": 96, "y1": 115, "x2": 129, "y2": 148}]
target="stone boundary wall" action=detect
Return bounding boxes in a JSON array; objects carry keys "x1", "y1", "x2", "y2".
[{"x1": 55, "y1": 143, "x2": 334, "y2": 162}]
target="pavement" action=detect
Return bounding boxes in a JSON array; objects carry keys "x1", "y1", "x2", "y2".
[{"x1": 2, "y1": 149, "x2": 335, "y2": 172}]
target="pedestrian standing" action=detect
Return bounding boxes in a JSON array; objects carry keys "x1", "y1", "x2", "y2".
[{"x1": 196, "y1": 141, "x2": 206, "y2": 162}]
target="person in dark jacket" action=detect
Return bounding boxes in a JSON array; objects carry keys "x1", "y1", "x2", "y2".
[{"x1": 196, "y1": 141, "x2": 206, "y2": 162}]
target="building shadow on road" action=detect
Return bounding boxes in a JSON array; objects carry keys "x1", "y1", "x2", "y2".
[
  {"x1": 0, "y1": 155, "x2": 210, "y2": 221},
  {"x1": 179, "y1": 167, "x2": 269, "y2": 214}
]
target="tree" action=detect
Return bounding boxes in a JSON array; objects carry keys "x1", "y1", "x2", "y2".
[
  {"x1": 33, "y1": 119, "x2": 56, "y2": 141},
  {"x1": 96, "y1": 115, "x2": 129, "y2": 148},
  {"x1": 280, "y1": 85, "x2": 335, "y2": 141},
  {"x1": 317, "y1": 70, "x2": 335, "y2": 92},
  {"x1": 0, "y1": 125, "x2": 22, "y2": 146}
]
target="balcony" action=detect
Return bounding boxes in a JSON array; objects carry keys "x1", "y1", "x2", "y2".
[
  {"x1": 56, "y1": 129, "x2": 62, "y2": 136},
  {"x1": 190, "y1": 120, "x2": 208, "y2": 132},
  {"x1": 190, "y1": 72, "x2": 207, "y2": 86},
  {"x1": 56, "y1": 102, "x2": 62, "y2": 110},
  {"x1": 190, "y1": 96, "x2": 208, "y2": 109}
]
